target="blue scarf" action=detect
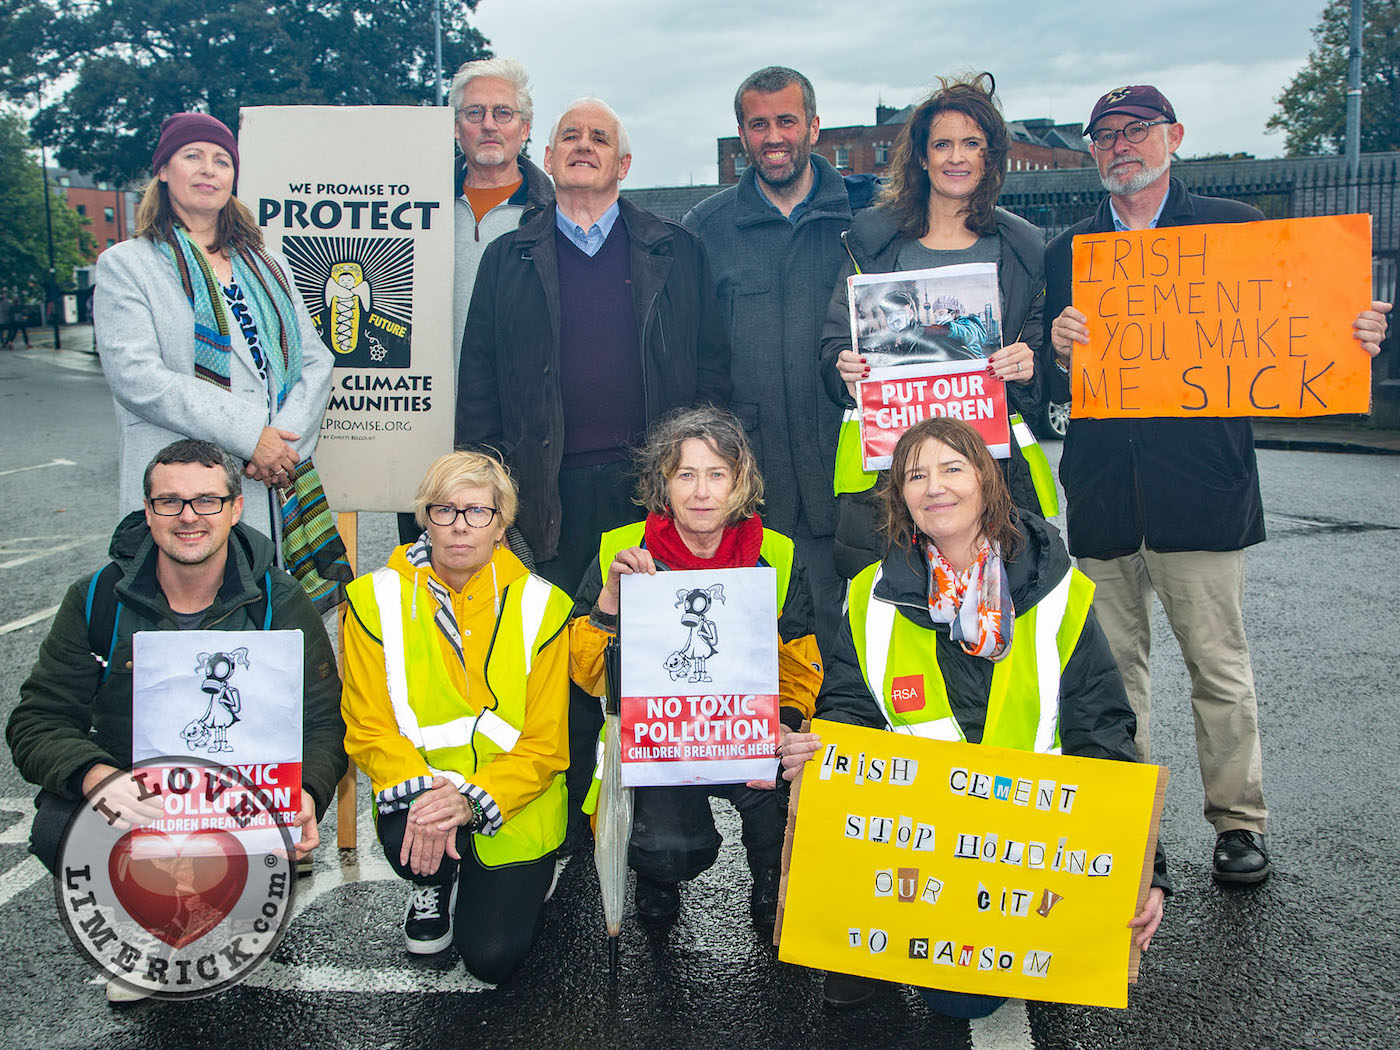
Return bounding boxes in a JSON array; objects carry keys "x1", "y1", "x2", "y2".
[{"x1": 161, "y1": 227, "x2": 302, "y2": 409}]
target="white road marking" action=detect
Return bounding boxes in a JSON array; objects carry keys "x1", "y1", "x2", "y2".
[
  {"x1": 0, "y1": 458, "x2": 77, "y2": 478},
  {"x1": 0, "y1": 856, "x2": 46, "y2": 909},
  {"x1": 970, "y1": 997, "x2": 1035, "y2": 1050},
  {"x1": 0, "y1": 534, "x2": 105, "y2": 570},
  {"x1": 0, "y1": 605, "x2": 60, "y2": 635},
  {"x1": 0, "y1": 798, "x2": 34, "y2": 845},
  {"x1": 243, "y1": 962, "x2": 493, "y2": 994}
]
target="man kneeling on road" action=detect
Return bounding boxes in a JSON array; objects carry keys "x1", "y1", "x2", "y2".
[{"x1": 7, "y1": 439, "x2": 347, "y2": 1001}]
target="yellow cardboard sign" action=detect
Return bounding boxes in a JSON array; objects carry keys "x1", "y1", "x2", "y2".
[{"x1": 776, "y1": 720, "x2": 1166, "y2": 1009}]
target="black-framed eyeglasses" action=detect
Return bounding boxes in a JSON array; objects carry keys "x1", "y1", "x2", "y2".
[
  {"x1": 147, "y1": 495, "x2": 236, "y2": 516},
  {"x1": 457, "y1": 105, "x2": 518, "y2": 125},
  {"x1": 426, "y1": 504, "x2": 499, "y2": 528},
  {"x1": 1087, "y1": 119, "x2": 1171, "y2": 150}
]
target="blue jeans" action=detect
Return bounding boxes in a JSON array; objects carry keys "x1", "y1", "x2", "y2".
[{"x1": 916, "y1": 987, "x2": 1007, "y2": 1019}]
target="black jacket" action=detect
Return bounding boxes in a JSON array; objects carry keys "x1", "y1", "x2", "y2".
[
  {"x1": 816, "y1": 513, "x2": 1169, "y2": 891},
  {"x1": 7, "y1": 513, "x2": 348, "y2": 814},
  {"x1": 683, "y1": 156, "x2": 855, "y2": 537},
  {"x1": 1043, "y1": 177, "x2": 1266, "y2": 559},
  {"x1": 817, "y1": 205, "x2": 1049, "y2": 577},
  {"x1": 455, "y1": 197, "x2": 732, "y2": 560}
]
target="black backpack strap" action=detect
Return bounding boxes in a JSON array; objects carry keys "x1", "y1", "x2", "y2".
[
  {"x1": 83, "y1": 562, "x2": 123, "y2": 683},
  {"x1": 83, "y1": 564, "x2": 273, "y2": 682}
]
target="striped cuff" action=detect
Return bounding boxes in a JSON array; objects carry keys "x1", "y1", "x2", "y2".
[
  {"x1": 375, "y1": 776, "x2": 434, "y2": 814},
  {"x1": 462, "y1": 782, "x2": 503, "y2": 836}
]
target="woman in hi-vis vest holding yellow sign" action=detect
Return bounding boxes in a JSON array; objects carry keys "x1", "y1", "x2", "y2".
[
  {"x1": 341, "y1": 452, "x2": 574, "y2": 982},
  {"x1": 780, "y1": 418, "x2": 1167, "y2": 1016}
]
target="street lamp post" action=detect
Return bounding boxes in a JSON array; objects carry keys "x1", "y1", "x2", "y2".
[
  {"x1": 1345, "y1": 0, "x2": 1363, "y2": 214},
  {"x1": 433, "y1": 0, "x2": 444, "y2": 107},
  {"x1": 39, "y1": 142, "x2": 61, "y2": 350}
]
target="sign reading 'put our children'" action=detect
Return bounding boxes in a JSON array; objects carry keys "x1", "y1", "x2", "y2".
[
  {"x1": 619, "y1": 567, "x2": 780, "y2": 788},
  {"x1": 777, "y1": 720, "x2": 1167, "y2": 1009}
]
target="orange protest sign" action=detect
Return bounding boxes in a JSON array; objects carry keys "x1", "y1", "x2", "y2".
[{"x1": 1070, "y1": 213, "x2": 1372, "y2": 418}]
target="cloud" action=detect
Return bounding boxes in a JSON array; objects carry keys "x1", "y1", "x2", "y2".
[{"x1": 471, "y1": 1, "x2": 1322, "y2": 186}]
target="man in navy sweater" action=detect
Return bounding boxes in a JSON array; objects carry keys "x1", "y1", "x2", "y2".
[{"x1": 456, "y1": 97, "x2": 731, "y2": 838}]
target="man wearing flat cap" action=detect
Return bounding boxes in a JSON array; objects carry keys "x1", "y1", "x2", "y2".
[{"x1": 1044, "y1": 86, "x2": 1390, "y2": 885}]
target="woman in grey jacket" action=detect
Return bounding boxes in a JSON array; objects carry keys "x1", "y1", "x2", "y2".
[{"x1": 94, "y1": 113, "x2": 333, "y2": 540}]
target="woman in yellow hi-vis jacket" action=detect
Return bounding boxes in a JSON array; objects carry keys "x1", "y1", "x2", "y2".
[
  {"x1": 570, "y1": 407, "x2": 822, "y2": 929},
  {"x1": 342, "y1": 452, "x2": 573, "y2": 982},
  {"x1": 780, "y1": 418, "x2": 1167, "y2": 1016}
]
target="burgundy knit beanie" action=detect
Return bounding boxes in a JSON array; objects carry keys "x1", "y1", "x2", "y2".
[{"x1": 152, "y1": 113, "x2": 240, "y2": 191}]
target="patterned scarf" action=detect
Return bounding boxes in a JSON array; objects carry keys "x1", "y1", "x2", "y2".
[
  {"x1": 925, "y1": 538, "x2": 1014, "y2": 661},
  {"x1": 160, "y1": 226, "x2": 302, "y2": 409},
  {"x1": 406, "y1": 535, "x2": 468, "y2": 668}
]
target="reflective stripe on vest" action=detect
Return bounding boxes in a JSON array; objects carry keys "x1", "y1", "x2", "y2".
[
  {"x1": 361, "y1": 566, "x2": 569, "y2": 864},
  {"x1": 834, "y1": 408, "x2": 878, "y2": 496},
  {"x1": 1010, "y1": 412, "x2": 1059, "y2": 518},
  {"x1": 850, "y1": 561, "x2": 1093, "y2": 754}
]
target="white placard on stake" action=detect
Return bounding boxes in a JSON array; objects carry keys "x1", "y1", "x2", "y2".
[
  {"x1": 618, "y1": 567, "x2": 780, "y2": 787},
  {"x1": 239, "y1": 105, "x2": 456, "y2": 511}
]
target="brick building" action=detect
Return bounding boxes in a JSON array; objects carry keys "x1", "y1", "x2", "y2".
[
  {"x1": 46, "y1": 167, "x2": 138, "y2": 259},
  {"x1": 716, "y1": 105, "x2": 1092, "y2": 184}
]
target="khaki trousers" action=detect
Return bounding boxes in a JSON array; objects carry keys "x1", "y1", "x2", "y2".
[{"x1": 1078, "y1": 545, "x2": 1267, "y2": 834}]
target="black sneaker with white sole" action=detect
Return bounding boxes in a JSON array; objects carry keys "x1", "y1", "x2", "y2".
[{"x1": 403, "y1": 881, "x2": 458, "y2": 954}]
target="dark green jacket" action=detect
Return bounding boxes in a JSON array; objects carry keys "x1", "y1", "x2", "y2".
[{"x1": 7, "y1": 512, "x2": 347, "y2": 815}]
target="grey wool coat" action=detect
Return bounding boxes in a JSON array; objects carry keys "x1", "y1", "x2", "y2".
[{"x1": 94, "y1": 236, "x2": 334, "y2": 538}]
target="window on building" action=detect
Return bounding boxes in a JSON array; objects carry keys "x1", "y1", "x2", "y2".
[
  {"x1": 58, "y1": 175, "x2": 71, "y2": 187},
  {"x1": 75, "y1": 204, "x2": 87, "y2": 216},
  {"x1": 107, "y1": 239, "x2": 116, "y2": 248},
  {"x1": 104, "y1": 207, "x2": 115, "y2": 222},
  {"x1": 834, "y1": 145, "x2": 850, "y2": 169},
  {"x1": 733, "y1": 153, "x2": 747, "y2": 175},
  {"x1": 97, "y1": 181, "x2": 111, "y2": 191},
  {"x1": 874, "y1": 143, "x2": 889, "y2": 166}
]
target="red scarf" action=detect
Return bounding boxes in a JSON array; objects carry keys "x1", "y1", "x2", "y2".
[{"x1": 642, "y1": 512, "x2": 765, "y2": 569}]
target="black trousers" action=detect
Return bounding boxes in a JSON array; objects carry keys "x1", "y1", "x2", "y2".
[
  {"x1": 378, "y1": 809, "x2": 555, "y2": 984},
  {"x1": 533, "y1": 460, "x2": 637, "y2": 816},
  {"x1": 28, "y1": 789, "x2": 80, "y2": 876},
  {"x1": 628, "y1": 783, "x2": 785, "y2": 884}
]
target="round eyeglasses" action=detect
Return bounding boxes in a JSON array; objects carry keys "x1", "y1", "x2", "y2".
[
  {"x1": 458, "y1": 105, "x2": 518, "y2": 125},
  {"x1": 1087, "y1": 119, "x2": 1171, "y2": 150},
  {"x1": 426, "y1": 504, "x2": 499, "y2": 528}
]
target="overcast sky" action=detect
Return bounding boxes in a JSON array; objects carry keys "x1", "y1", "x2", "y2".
[{"x1": 470, "y1": 0, "x2": 1328, "y2": 188}]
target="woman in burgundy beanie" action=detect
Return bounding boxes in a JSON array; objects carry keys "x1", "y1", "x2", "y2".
[{"x1": 92, "y1": 111, "x2": 333, "y2": 546}]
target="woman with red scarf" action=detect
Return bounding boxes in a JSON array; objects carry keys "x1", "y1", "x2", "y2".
[{"x1": 570, "y1": 406, "x2": 822, "y2": 929}]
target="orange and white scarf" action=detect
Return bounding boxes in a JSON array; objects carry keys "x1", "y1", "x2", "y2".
[{"x1": 925, "y1": 539, "x2": 1014, "y2": 661}]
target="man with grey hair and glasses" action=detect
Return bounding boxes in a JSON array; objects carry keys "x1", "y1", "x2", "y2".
[
  {"x1": 398, "y1": 56, "x2": 555, "y2": 544},
  {"x1": 1044, "y1": 85, "x2": 1390, "y2": 886}
]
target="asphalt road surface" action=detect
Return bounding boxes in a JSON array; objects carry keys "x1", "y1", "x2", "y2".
[{"x1": 0, "y1": 346, "x2": 1396, "y2": 1049}]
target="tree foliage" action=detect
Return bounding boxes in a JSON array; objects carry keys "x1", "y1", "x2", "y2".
[
  {"x1": 0, "y1": 111, "x2": 97, "y2": 295},
  {"x1": 1268, "y1": 0, "x2": 1400, "y2": 155},
  {"x1": 2, "y1": 0, "x2": 490, "y2": 184}
]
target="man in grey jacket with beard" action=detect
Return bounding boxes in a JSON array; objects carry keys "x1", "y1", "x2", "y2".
[{"x1": 685, "y1": 67, "x2": 860, "y2": 651}]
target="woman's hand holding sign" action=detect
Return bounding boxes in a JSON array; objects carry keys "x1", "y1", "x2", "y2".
[{"x1": 596, "y1": 546, "x2": 657, "y2": 616}]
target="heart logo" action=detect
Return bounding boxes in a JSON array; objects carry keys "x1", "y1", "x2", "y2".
[{"x1": 108, "y1": 829, "x2": 249, "y2": 948}]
